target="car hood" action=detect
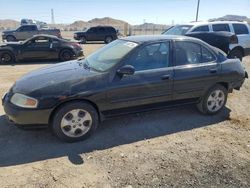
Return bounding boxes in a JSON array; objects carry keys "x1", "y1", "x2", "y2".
[
  {"x1": 12, "y1": 60, "x2": 106, "y2": 97},
  {"x1": 0, "y1": 41, "x2": 22, "y2": 47},
  {"x1": 2, "y1": 29, "x2": 16, "y2": 34}
]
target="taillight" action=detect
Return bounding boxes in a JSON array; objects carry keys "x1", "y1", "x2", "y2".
[
  {"x1": 72, "y1": 42, "x2": 81, "y2": 48},
  {"x1": 230, "y1": 35, "x2": 238, "y2": 44}
]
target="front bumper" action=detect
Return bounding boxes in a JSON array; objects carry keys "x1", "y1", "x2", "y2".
[{"x1": 2, "y1": 92, "x2": 52, "y2": 125}]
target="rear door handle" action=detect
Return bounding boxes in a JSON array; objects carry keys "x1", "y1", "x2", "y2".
[
  {"x1": 210, "y1": 69, "x2": 218, "y2": 74},
  {"x1": 161, "y1": 75, "x2": 171, "y2": 80}
]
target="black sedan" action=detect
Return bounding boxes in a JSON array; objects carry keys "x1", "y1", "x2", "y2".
[
  {"x1": 0, "y1": 34, "x2": 83, "y2": 64},
  {"x1": 2, "y1": 35, "x2": 247, "y2": 142}
]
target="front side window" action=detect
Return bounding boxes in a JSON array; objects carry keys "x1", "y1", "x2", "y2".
[
  {"x1": 163, "y1": 25, "x2": 193, "y2": 35},
  {"x1": 175, "y1": 41, "x2": 215, "y2": 66},
  {"x1": 192, "y1": 25, "x2": 209, "y2": 32},
  {"x1": 233, "y1": 24, "x2": 249, "y2": 35},
  {"x1": 127, "y1": 42, "x2": 170, "y2": 71},
  {"x1": 85, "y1": 39, "x2": 138, "y2": 72},
  {"x1": 212, "y1": 24, "x2": 230, "y2": 32}
]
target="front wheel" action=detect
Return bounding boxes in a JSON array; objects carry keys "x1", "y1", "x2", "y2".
[
  {"x1": 196, "y1": 85, "x2": 228, "y2": 115},
  {"x1": 0, "y1": 51, "x2": 14, "y2": 64},
  {"x1": 51, "y1": 102, "x2": 99, "y2": 142}
]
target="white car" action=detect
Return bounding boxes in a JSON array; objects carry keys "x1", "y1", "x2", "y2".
[{"x1": 163, "y1": 21, "x2": 250, "y2": 60}]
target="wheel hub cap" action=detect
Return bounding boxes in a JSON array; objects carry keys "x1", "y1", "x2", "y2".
[
  {"x1": 207, "y1": 90, "x2": 225, "y2": 112},
  {"x1": 60, "y1": 109, "x2": 92, "y2": 138}
]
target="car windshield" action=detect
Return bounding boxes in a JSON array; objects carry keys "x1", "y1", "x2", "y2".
[
  {"x1": 163, "y1": 25, "x2": 193, "y2": 35},
  {"x1": 84, "y1": 39, "x2": 138, "y2": 72}
]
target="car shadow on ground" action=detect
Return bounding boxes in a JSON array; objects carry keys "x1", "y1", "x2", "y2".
[{"x1": 0, "y1": 105, "x2": 231, "y2": 167}]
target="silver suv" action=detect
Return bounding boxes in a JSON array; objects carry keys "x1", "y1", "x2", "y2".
[{"x1": 163, "y1": 21, "x2": 250, "y2": 60}]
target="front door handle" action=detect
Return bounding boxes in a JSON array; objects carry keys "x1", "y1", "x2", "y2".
[
  {"x1": 210, "y1": 69, "x2": 218, "y2": 74},
  {"x1": 161, "y1": 75, "x2": 170, "y2": 80}
]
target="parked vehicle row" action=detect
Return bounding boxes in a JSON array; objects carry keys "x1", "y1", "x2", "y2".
[
  {"x1": 2, "y1": 35, "x2": 247, "y2": 142},
  {"x1": 0, "y1": 35, "x2": 83, "y2": 64},
  {"x1": 163, "y1": 21, "x2": 250, "y2": 60}
]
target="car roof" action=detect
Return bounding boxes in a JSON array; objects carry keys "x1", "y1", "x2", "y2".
[
  {"x1": 32, "y1": 34, "x2": 59, "y2": 39},
  {"x1": 180, "y1": 20, "x2": 248, "y2": 27},
  {"x1": 121, "y1": 35, "x2": 199, "y2": 43}
]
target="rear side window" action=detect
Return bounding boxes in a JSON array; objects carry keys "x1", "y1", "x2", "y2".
[
  {"x1": 192, "y1": 25, "x2": 209, "y2": 32},
  {"x1": 175, "y1": 41, "x2": 215, "y2": 66},
  {"x1": 201, "y1": 46, "x2": 216, "y2": 63},
  {"x1": 212, "y1": 24, "x2": 230, "y2": 32},
  {"x1": 233, "y1": 24, "x2": 249, "y2": 35}
]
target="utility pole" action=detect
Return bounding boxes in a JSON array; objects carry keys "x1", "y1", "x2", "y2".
[
  {"x1": 51, "y1": 9, "x2": 55, "y2": 24},
  {"x1": 196, "y1": 0, "x2": 200, "y2": 21}
]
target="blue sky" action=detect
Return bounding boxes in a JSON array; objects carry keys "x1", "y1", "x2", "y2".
[{"x1": 0, "y1": 0, "x2": 249, "y2": 25}]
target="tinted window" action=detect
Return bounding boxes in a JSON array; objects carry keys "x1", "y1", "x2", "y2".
[
  {"x1": 175, "y1": 42, "x2": 216, "y2": 65},
  {"x1": 98, "y1": 27, "x2": 105, "y2": 33},
  {"x1": 163, "y1": 25, "x2": 193, "y2": 35},
  {"x1": 106, "y1": 27, "x2": 116, "y2": 33},
  {"x1": 88, "y1": 27, "x2": 97, "y2": 33},
  {"x1": 192, "y1": 25, "x2": 209, "y2": 32},
  {"x1": 233, "y1": 24, "x2": 249, "y2": 35},
  {"x1": 212, "y1": 24, "x2": 230, "y2": 32},
  {"x1": 128, "y1": 42, "x2": 170, "y2": 71}
]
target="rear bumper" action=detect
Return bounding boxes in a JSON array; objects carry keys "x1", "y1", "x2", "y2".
[{"x1": 2, "y1": 93, "x2": 52, "y2": 126}]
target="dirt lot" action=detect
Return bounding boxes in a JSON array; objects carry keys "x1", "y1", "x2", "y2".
[{"x1": 0, "y1": 44, "x2": 250, "y2": 188}]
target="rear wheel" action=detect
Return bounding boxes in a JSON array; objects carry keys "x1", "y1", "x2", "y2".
[
  {"x1": 105, "y1": 36, "x2": 113, "y2": 44},
  {"x1": 6, "y1": 35, "x2": 16, "y2": 42},
  {"x1": 51, "y1": 102, "x2": 99, "y2": 142},
  {"x1": 80, "y1": 37, "x2": 87, "y2": 44},
  {"x1": 59, "y1": 49, "x2": 73, "y2": 61},
  {"x1": 0, "y1": 51, "x2": 14, "y2": 64},
  {"x1": 228, "y1": 49, "x2": 243, "y2": 61},
  {"x1": 197, "y1": 84, "x2": 228, "y2": 115}
]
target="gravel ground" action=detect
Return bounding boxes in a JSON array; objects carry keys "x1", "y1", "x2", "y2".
[{"x1": 0, "y1": 45, "x2": 249, "y2": 188}]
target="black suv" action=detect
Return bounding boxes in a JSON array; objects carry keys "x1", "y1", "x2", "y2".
[{"x1": 74, "y1": 26, "x2": 118, "y2": 44}]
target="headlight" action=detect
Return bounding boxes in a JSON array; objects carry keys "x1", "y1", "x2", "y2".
[{"x1": 10, "y1": 93, "x2": 38, "y2": 108}]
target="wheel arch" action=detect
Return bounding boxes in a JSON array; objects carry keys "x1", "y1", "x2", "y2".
[
  {"x1": 230, "y1": 46, "x2": 245, "y2": 57},
  {"x1": 0, "y1": 49, "x2": 16, "y2": 61},
  {"x1": 48, "y1": 98, "x2": 102, "y2": 126}
]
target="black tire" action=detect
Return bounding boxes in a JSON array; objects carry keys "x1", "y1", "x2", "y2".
[
  {"x1": 196, "y1": 84, "x2": 228, "y2": 115},
  {"x1": 51, "y1": 101, "x2": 99, "y2": 142},
  {"x1": 105, "y1": 36, "x2": 113, "y2": 44},
  {"x1": 59, "y1": 49, "x2": 73, "y2": 61},
  {"x1": 80, "y1": 37, "x2": 86, "y2": 44},
  {"x1": 6, "y1": 35, "x2": 16, "y2": 42},
  {"x1": 0, "y1": 51, "x2": 14, "y2": 64},
  {"x1": 228, "y1": 49, "x2": 243, "y2": 61}
]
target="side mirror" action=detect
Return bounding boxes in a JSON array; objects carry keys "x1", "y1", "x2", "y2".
[{"x1": 117, "y1": 65, "x2": 135, "y2": 76}]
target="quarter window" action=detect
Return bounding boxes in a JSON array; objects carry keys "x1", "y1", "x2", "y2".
[
  {"x1": 127, "y1": 42, "x2": 170, "y2": 71},
  {"x1": 212, "y1": 24, "x2": 230, "y2": 32},
  {"x1": 233, "y1": 24, "x2": 249, "y2": 35},
  {"x1": 192, "y1": 25, "x2": 209, "y2": 32}
]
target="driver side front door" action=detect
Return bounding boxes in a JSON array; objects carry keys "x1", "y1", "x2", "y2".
[
  {"x1": 105, "y1": 41, "x2": 174, "y2": 111},
  {"x1": 21, "y1": 37, "x2": 52, "y2": 60}
]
